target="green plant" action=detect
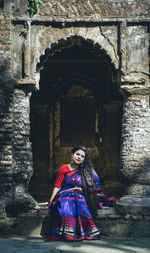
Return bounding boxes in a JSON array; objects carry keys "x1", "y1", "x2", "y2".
[
  {"x1": 21, "y1": 28, "x2": 27, "y2": 37},
  {"x1": 28, "y1": 0, "x2": 43, "y2": 17},
  {"x1": 62, "y1": 22, "x2": 66, "y2": 27},
  {"x1": 15, "y1": 16, "x2": 19, "y2": 21}
]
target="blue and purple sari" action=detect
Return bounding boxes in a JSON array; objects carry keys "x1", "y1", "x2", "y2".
[{"x1": 46, "y1": 168, "x2": 102, "y2": 241}]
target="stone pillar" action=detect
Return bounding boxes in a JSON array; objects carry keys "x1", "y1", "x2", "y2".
[
  {"x1": 117, "y1": 83, "x2": 150, "y2": 214},
  {"x1": 120, "y1": 93, "x2": 150, "y2": 196},
  {"x1": 11, "y1": 82, "x2": 37, "y2": 214}
]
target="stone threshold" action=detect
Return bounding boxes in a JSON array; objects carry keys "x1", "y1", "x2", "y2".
[{"x1": 0, "y1": 197, "x2": 150, "y2": 238}]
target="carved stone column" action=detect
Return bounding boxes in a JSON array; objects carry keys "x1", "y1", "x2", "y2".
[
  {"x1": 10, "y1": 80, "x2": 37, "y2": 214},
  {"x1": 117, "y1": 81, "x2": 150, "y2": 213}
]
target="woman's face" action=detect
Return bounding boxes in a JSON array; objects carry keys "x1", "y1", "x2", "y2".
[{"x1": 72, "y1": 149, "x2": 85, "y2": 165}]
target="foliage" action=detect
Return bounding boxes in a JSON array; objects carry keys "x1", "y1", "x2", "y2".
[
  {"x1": 15, "y1": 16, "x2": 19, "y2": 21},
  {"x1": 62, "y1": 22, "x2": 66, "y2": 27},
  {"x1": 28, "y1": 0, "x2": 43, "y2": 17},
  {"x1": 20, "y1": 28, "x2": 28, "y2": 37}
]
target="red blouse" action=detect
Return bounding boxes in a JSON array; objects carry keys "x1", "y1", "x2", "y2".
[{"x1": 54, "y1": 164, "x2": 71, "y2": 188}]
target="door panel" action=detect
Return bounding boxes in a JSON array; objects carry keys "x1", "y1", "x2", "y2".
[{"x1": 61, "y1": 98, "x2": 96, "y2": 147}]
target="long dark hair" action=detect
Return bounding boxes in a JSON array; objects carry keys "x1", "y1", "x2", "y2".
[{"x1": 71, "y1": 146, "x2": 98, "y2": 217}]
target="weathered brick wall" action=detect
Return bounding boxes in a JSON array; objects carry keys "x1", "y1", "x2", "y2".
[
  {"x1": 0, "y1": 1, "x2": 37, "y2": 219},
  {"x1": 12, "y1": 89, "x2": 36, "y2": 214},
  {"x1": 12, "y1": 0, "x2": 150, "y2": 20},
  {"x1": 0, "y1": 0, "x2": 13, "y2": 218}
]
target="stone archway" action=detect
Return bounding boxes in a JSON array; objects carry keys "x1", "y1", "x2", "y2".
[
  {"x1": 30, "y1": 26, "x2": 120, "y2": 88},
  {"x1": 29, "y1": 36, "x2": 123, "y2": 201}
]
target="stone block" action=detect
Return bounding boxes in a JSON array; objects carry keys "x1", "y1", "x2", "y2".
[
  {"x1": 131, "y1": 214, "x2": 143, "y2": 220},
  {"x1": 0, "y1": 217, "x2": 14, "y2": 234},
  {"x1": 108, "y1": 214, "x2": 122, "y2": 220},
  {"x1": 97, "y1": 208, "x2": 116, "y2": 216},
  {"x1": 116, "y1": 197, "x2": 150, "y2": 216},
  {"x1": 144, "y1": 216, "x2": 150, "y2": 220},
  {"x1": 123, "y1": 214, "x2": 131, "y2": 220},
  {"x1": 5, "y1": 193, "x2": 37, "y2": 217}
]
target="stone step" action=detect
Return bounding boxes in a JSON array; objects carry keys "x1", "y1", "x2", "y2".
[{"x1": 1, "y1": 204, "x2": 150, "y2": 238}]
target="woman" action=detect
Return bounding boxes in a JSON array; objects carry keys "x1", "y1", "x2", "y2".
[{"x1": 45, "y1": 146, "x2": 117, "y2": 241}]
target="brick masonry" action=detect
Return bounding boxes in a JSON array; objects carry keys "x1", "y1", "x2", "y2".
[
  {"x1": 0, "y1": 0, "x2": 13, "y2": 218},
  {"x1": 12, "y1": 0, "x2": 150, "y2": 20}
]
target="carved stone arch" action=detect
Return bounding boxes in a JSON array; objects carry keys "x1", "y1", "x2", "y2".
[{"x1": 33, "y1": 27, "x2": 120, "y2": 88}]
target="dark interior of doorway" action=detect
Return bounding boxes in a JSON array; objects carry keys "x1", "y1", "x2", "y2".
[{"x1": 29, "y1": 37, "x2": 124, "y2": 202}]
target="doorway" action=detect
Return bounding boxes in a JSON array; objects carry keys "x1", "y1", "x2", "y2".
[{"x1": 29, "y1": 37, "x2": 123, "y2": 201}]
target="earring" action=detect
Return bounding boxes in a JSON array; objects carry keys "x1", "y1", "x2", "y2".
[{"x1": 71, "y1": 157, "x2": 73, "y2": 164}]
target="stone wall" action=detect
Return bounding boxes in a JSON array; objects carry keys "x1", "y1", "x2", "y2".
[
  {"x1": 0, "y1": 0, "x2": 13, "y2": 218},
  {"x1": 0, "y1": 1, "x2": 36, "y2": 220},
  {"x1": 12, "y1": 89, "x2": 36, "y2": 214},
  {"x1": 12, "y1": 0, "x2": 150, "y2": 20}
]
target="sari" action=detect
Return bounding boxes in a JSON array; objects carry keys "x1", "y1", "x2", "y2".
[{"x1": 45, "y1": 166, "x2": 118, "y2": 241}]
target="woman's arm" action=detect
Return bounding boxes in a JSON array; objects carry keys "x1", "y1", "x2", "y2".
[
  {"x1": 49, "y1": 186, "x2": 60, "y2": 203},
  {"x1": 47, "y1": 165, "x2": 67, "y2": 206}
]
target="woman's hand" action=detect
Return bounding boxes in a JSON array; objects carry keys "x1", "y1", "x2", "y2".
[
  {"x1": 48, "y1": 187, "x2": 60, "y2": 203},
  {"x1": 47, "y1": 186, "x2": 60, "y2": 208},
  {"x1": 103, "y1": 206, "x2": 110, "y2": 209},
  {"x1": 47, "y1": 200, "x2": 52, "y2": 207}
]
